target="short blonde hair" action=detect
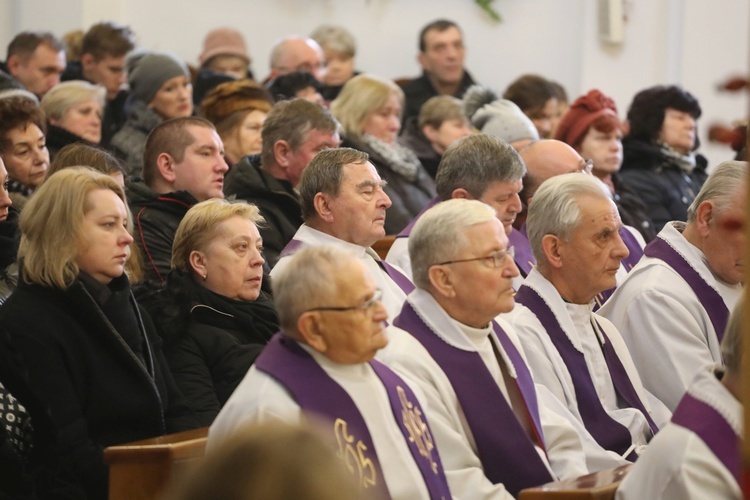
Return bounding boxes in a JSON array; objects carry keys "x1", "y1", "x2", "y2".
[
  {"x1": 330, "y1": 74, "x2": 403, "y2": 139},
  {"x1": 40, "y1": 80, "x2": 105, "y2": 122},
  {"x1": 171, "y1": 199, "x2": 265, "y2": 273},
  {"x1": 19, "y1": 167, "x2": 126, "y2": 289}
]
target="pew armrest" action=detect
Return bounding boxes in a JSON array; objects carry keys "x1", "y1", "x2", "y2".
[{"x1": 519, "y1": 464, "x2": 632, "y2": 500}]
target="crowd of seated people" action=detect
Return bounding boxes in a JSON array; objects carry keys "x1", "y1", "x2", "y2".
[{"x1": 0, "y1": 15, "x2": 745, "y2": 500}]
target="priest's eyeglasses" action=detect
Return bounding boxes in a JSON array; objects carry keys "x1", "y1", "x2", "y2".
[
  {"x1": 580, "y1": 159, "x2": 594, "y2": 175},
  {"x1": 436, "y1": 247, "x2": 515, "y2": 269},
  {"x1": 308, "y1": 289, "x2": 383, "y2": 313}
]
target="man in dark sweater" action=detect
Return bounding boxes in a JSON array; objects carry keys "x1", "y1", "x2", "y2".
[
  {"x1": 128, "y1": 117, "x2": 227, "y2": 282},
  {"x1": 224, "y1": 98, "x2": 340, "y2": 268}
]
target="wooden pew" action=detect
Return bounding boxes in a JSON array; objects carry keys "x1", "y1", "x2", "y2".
[
  {"x1": 104, "y1": 426, "x2": 209, "y2": 500},
  {"x1": 373, "y1": 234, "x2": 397, "y2": 260},
  {"x1": 519, "y1": 464, "x2": 632, "y2": 500}
]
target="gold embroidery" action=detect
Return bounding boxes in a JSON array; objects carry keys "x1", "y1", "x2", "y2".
[
  {"x1": 334, "y1": 418, "x2": 377, "y2": 489},
  {"x1": 398, "y1": 385, "x2": 439, "y2": 474}
]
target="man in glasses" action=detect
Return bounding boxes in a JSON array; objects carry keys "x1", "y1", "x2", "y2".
[
  {"x1": 507, "y1": 173, "x2": 671, "y2": 462},
  {"x1": 210, "y1": 245, "x2": 453, "y2": 499},
  {"x1": 381, "y1": 198, "x2": 615, "y2": 499},
  {"x1": 386, "y1": 133, "x2": 525, "y2": 285},
  {"x1": 599, "y1": 161, "x2": 746, "y2": 412},
  {"x1": 271, "y1": 147, "x2": 413, "y2": 319}
]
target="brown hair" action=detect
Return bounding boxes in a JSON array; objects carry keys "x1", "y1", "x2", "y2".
[
  {"x1": 81, "y1": 22, "x2": 135, "y2": 60},
  {"x1": 0, "y1": 96, "x2": 46, "y2": 154},
  {"x1": 7, "y1": 31, "x2": 65, "y2": 62}
]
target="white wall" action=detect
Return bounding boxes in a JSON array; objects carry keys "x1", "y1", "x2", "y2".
[{"x1": 2, "y1": 0, "x2": 747, "y2": 165}]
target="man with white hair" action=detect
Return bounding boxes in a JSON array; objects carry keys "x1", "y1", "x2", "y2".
[
  {"x1": 210, "y1": 246, "x2": 453, "y2": 499},
  {"x1": 382, "y1": 198, "x2": 603, "y2": 499},
  {"x1": 600, "y1": 161, "x2": 746, "y2": 411},
  {"x1": 617, "y1": 298, "x2": 745, "y2": 499},
  {"x1": 386, "y1": 134, "x2": 525, "y2": 281},
  {"x1": 271, "y1": 147, "x2": 412, "y2": 320},
  {"x1": 507, "y1": 173, "x2": 671, "y2": 461}
]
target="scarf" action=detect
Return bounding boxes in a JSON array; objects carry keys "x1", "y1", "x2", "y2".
[
  {"x1": 657, "y1": 142, "x2": 697, "y2": 174},
  {"x1": 360, "y1": 133, "x2": 423, "y2": 182}
]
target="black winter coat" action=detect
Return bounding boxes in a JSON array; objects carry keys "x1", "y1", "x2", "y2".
[
  {"x1": 138, "y1": 269, "x2": 279, "y2": 426},
  {"x1": 44, "y1": 124, "x2": 95, "y2": 161},
  {"x1": 619, "y1": 139, "x2": 708, "y2": 232},
  {"x1": 127, "y1": 181, "x2": 197, "y2": 282},
  {"x1": 224, "y1": 155, "x2": 302, "y2": 268},
  {"x1": 0, "y1": 275, "x2": 198, "y2": 499}
]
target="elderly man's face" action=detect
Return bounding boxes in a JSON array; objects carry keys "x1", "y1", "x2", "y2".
[
  {"x1": 327, "y1": 161, "x2": 392, "y2": 247},
  {"x1": 556, "y1": 195, "x2": 629, "y2": 303},
  {"x1": 312, "y1": 259, "x2": 389, "y2": 364},
  {"x1": 440, "y1": 219, "x2": 519, "y2": 326},
  {"x1": 478, "y1": 179, "x2": 524, "y2": 235},
  {"x1": 701, "y1": 186, "x2": 746, "y2": 285},
  {"x1": 418, "y1": 26, "x2": 465, "y2": 87}
]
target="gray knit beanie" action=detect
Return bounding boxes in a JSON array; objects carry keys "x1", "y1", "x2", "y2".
[
  {"x1": 464, "y1": 85, "x2": 539, "y2": 144},
  {"x1": 127, "y1": 50, "x2": 190, "y2": 104}
]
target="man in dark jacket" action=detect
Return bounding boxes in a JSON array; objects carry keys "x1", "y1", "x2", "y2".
[
  {"x1": 400, "y1": 19, "x2": 477, "y2": 126},
  {"x1": 128, "y1": 117, "x2": 227, "y2": 282},
  {"x1": 61, "y1": 22, "x2": 136, "y2": 148},
  {"x1": 224, "y1": 98, "x2": 340, "y2": 268}
]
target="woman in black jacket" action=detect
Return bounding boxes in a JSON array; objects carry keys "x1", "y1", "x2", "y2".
[
  {"x1": 0, "y1": 167, "x2": 198, "y2": 499},
  {"x1": 140, "y1": 198, "x2": 278, "y2": 426}
]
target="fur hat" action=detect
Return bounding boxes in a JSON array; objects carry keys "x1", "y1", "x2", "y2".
[
  {"x1": 127, "y1": 50, "x2": 189, "y2": 104},
  {"x1": 554, "y1": 89, "x2": 619, "y2": 147},
  {"x1": 464, "y1": 85, "x2": 539, "y2": 144},
  {"x1": 200, "y1": 80, "x2": 273, "y2": 125},
  {"x1": 199, "y1": 27, "x2": 250, "y2": 66}
]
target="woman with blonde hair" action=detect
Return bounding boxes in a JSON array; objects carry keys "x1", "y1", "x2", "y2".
[
  {"x1": 331, "y1": 74, "x2": 435, "y2": 234},
  {"x1": 0, "y1": 167, "x2": 197, "y2": 498},
  {"x1": 139, "y1": 198, "x2": 278, "y2": 425},
  {"x1": 40, "y1": 80, "x2": 105, "y2": 159}
]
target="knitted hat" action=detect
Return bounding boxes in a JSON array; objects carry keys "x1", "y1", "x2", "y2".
[
  {"x1": 200, "y1": 80, "x2": 274, "y2": 125},
  {"x1": 199, "y1": 28, "x2": 250, "y2": 66},
  {"x1": 127, "y1": 50, "x2": 190, "y2": 104},
  {"x1": 554, "y1": 89, "x2": 619, "y2": 147},
  {"x1": 471, "y1": 98, "x2": 539, "y2": 144}
]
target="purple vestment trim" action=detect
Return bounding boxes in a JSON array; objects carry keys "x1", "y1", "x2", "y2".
[
  {"x1": 394, "y1": 302, "x2": 553, "y2": 496},
  {"x1": 396, "y1": 197, "x2": 441, "y2": 238},
  {"x1": 279, "y1": 237, "x2": 304, "y2": 258},
  {"x1": 515, "y1": 285, "x2": 644, "y2": 460},
  {"x1": 644, "y1": 236, "x2": 729, "y2": 342},
  {"x1": 509, "y1": 224, "x2": 535, "y2": 277},
  {"x1": 671, "y1": 392, "x2": 740, "y2": 483},
  {"x1": 256, "y1": 333, "x2": 451, "y2": 499}
]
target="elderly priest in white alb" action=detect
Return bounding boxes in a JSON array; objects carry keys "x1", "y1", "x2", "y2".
[
  {"x1": 506, "y1": 174, "x2": 671, "y2": 462},
  {"x1": 599, "y1": 161, "x2": 746, "y2": 411},
  {"x1": 210, "y1": 246, "x2": 453, "y2": 500}
]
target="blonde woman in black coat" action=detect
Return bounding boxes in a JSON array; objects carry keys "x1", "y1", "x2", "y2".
[{"x1": 0, "y1": 168, "x2": 197, "y2": 499}]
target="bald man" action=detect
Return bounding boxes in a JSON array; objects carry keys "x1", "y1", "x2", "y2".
[{"x1": 266, "y1": 36, "x2": 323, "y2": 82}]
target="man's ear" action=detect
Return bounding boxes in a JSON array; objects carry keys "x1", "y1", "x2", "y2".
[
  {"x1": 450, "y1": 188, "x2": 472, "y2": 200},
  {"x1": 156, "y1": 153, "x2": 177, "y2": 183},
  {"x1": 273, "y1": 139, "x2": 292, "y2": 168},
  {"x1": 297, "y1": 312, "x2": 327, "y2": 354},
  {"x1": 694, "y1": 201, "x2": 714, "y2": 237},
  {"x1": 6, "y1": 54, "x2": 22, "y2": 75},
  {"x1": 80, "y1": 53, "x2": 95, "y2": 70},
  {"x1": 417, "y1": 52, "x2": 428, "y2": 71},
  {"x1": 422, "y1": 124, "x2": 439, "y2": 144},
  {"x1": 313, "y1": 192, "x2": 334, "y2": 223},
  {"x1": 428, "y1": 265, "x2": 456, "y2": 299},
  {"x1": 541, "y1": 234, "x2": 564, "y2": 270}
]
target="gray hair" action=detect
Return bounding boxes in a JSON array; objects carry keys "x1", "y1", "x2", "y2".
[
  {"x1": 40, "y1": 80, "x2": 105, "y2": 122},
  {"x1": 435, "y1": 134, "x2": 526, "y2": 200},
  {"x1": 527, "y1": 173, "x2": 611, "y2": 266},
  {"x1": 273, "y1": 245, "x2": 356, "y2": 335},
  {"x1": 298, "y1": 147, "x2": 369, "y2": 221},
  {"x1": 721, "y1": 296, "x2": 744, "y2": 376},
  {"x1": 687, "y1": 161, "x2": 747, "y2": 223},
  {"x1": 310, "y1": 25, "x2": 356, "y2": 58},
  {"x1": 409, "y1": 199, "x2": 497, "y2": 290}
]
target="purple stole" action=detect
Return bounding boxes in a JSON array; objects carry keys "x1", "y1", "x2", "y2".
[
  {"x1": 644, "y1": 235, "x2": 729, "y2": 342},
  {"x1": 396, "y1": 197, "x2": 441, "y2": 238},
  {"x1": 393, "y1": 302, "x2": 553, "y2": 496},
  {"x1": 515, "y1": 285, "x2": 658, "y2": 459},
  {"x1": 593, "y1": 227, "x2": 644, "y2": 309},
  {"x1": 280, "y1": 238, "x2": 415, "y2": 295},
  {"x1": 255, "y1": 333, "x2": 452, "y2": 500},
  {"x1": 508, "y1": 224, "x2": 535, "y2": 277},
  {"x1": 671, "y1": 392, "x2": 740, "y2": 483}
]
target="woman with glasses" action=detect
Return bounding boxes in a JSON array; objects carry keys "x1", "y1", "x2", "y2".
[
  {"x1": 555, "y1": 89, "x2": 656, "y2": 242},
  {"x1": 140, "y1": 198, "x2": 279, "y2": 426}
]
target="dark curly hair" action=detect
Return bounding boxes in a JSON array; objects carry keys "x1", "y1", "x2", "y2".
[
  {"x1": 0, "y1": 96, "x2": 46, "y2": 154},
  {"x1": 626, "y1": 85, "x2": 702, "y2": 148},
  {"x1": 267, "y1": 71, "x2": 321, "y2": 102}
]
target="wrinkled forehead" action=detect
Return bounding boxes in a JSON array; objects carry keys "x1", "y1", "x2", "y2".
[{"x1": 342, "y1": 160, "x2": 381, "y2": 184}]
